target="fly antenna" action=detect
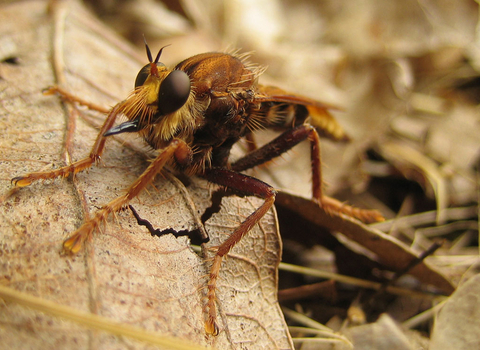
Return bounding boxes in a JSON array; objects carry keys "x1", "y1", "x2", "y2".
[
  {"x1": 143, "y1": 35, "x2": 153, "y2": 63},
  {"x1": 154, "y1": 44, "x2": 171, "y2": 64},
  {"x1": 143, "y1": 36, "x2": 171, "y2": 77}
]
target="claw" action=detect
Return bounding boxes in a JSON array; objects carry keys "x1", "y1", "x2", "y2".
[
  {"x1": 63, "y1": 232, "x2": 86, "y2": 254},
  {"x1": 317, "y1": 196, "x2": 385, "y2": 224},
  {"x1": 205, "y1": 319, "x2": 219, "y2": 336},
  {"x1": 11, "y1": 176, "x2": 32, "y2": 188},
  {"x1": 42, "y1": 86, "x2": 58, "y2": 96},
  {"x1": 63, "y1": 221, "x2": 97, "y2": 254}
]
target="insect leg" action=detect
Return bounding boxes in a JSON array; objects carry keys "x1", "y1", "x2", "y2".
[
  {"x1": 63, "y1": 139, "x2": 192, "y2": 253},
  {"x1": 11, "y1": 103, "x2": 122, "y2": 187},
  {"x1": 201, "y1": 168, "x2": 277, "y2": 335},
  {"x1": 232, "y1": 124, "x2": 383, "y2": 223},
  {"x1": 232, "y1": 124, "x2": 323, "y2": 199},
  {"x1": 44, "y1": 86, "x2": 110, "y2": 114},
  {"x1": 232, "y1": 124, "x2": 314, "y2": 172}
]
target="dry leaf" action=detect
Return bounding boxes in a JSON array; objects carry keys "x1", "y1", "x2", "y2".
[
  {"x1": 346, "y1": 314, "x2": 413, "y2": 350},
  {"x1": 3, "y1": 0, "x2": 480, "y2": 347},
  {"x1": 0, "y1": 1, "x2": 292, "y2": 349},
  {"x1": 430, "y1": 274, "x2": 480, "y2": 350},
  {"x1": 276, "y1": 191, "x2": 455, "y2": 295}
]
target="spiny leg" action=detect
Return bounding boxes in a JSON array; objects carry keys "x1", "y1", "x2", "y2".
[
  {"x1": 305, "y1": 126, "x2": 383, "y2": 222},
  {"x1": 201, "y1": 168, "x2": 277, "y2": 335},
  {"x1": 231, "y1": 124, "x2": 383, "y2": 223},
  {"x1": 12, "y1": 102, "x2": 123, "y2": 187},
  {"x1": 44, "y1": 86, "x2": 111, "y2": 114},
  {"x1": 64, "y1": 139, "x2": 192, "y2": 253}
]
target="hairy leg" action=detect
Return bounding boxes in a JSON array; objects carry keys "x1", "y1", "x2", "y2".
[
  {"x1": 12, "y1": 89, "x2": 121, "y2": 187},
  {"x1": 63, "y1": 139, "x2": 192, "y2": 253},
  {"x1": 201, "y1": 168, "x2": 277, "y2": 335},
  {"x1": 232, "y1": 124, "x2": 383, "y2": 223}
]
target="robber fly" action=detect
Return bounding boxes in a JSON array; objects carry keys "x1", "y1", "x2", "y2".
[{"x1": 12, "y1": 44, "x2": 383, "y2": 335}]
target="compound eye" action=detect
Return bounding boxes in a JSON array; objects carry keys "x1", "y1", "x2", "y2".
[
  {"x1": 158, "y1": 70, "x2": 191, "y2": 114},
  {"x1": 134, "y1": 63, "x2": 167, "y2": 88},
  {"x1": 134, "y1": 64, "x2": 150, "y2": 88}
]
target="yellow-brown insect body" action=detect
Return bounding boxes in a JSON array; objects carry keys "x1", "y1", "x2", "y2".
[
  {"x1": 120, "y1": 52, "x2": 263, "y2": 175},
  {"x1": 123, "y1": 51, "x2": 347, "y2": 176},
  {"x1": 119, "y1": 63, "x2": 198, "y2": 147},
  {"x1": 175, "y1": 53, "x2": 261, "y2": 170}
]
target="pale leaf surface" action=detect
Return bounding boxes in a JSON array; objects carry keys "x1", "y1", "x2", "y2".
[{"x1": 430, "y1": 274, "x2": 480, "y2": 350}]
